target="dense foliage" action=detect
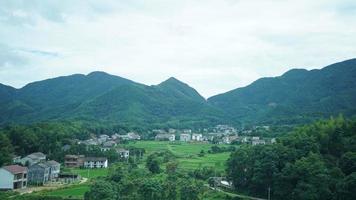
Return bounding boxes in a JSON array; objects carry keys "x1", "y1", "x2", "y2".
[
  {"x1": 226, "y1": 117, "x2": 356, "y2": 199},
  {"x1": 84, "y1": 163, "x2": 206, "y2": 200},
  {"x1": 0, "y1": 72, "x2": 227, "y2": 128},
  {"x1": 1, "y1": 59, "x2": 356, "y2": 127},
  {"x1": 209, "y1": 58, "x2": 356, "y2": 125}
]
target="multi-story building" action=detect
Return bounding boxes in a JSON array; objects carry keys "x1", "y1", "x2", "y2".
[
  {"x1": 83, "y1": 157, "x2": 108, "y2": 168},
  {"x1": 28, "y1": 163, "x2": 50, "y2": 185},
  {"x1": 64, "y1": 155, "x2": 85, "y2": 168},
  {"x1": 0, "y1": 165, "x2": 28, "y2": 190}
]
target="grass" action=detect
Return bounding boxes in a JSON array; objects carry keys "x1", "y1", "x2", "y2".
[
  {"x1": 69, "y1": 168, "x2": 109, "y2": 179},
  {"x1": 125, "y1": 141, "x2": 234, "y2": 172},
  {"x1": 178, "y1": 152, "x2": 231, "y2": 171},
  {"x1": 41, "y1": 184, "x2": 90, "y2": 199}
]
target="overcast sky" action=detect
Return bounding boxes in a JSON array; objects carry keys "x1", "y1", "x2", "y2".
[{"x1": 0, "y1": 0, "x2": 356, "y2": 97}]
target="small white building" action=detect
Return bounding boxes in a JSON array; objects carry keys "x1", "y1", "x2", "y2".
[
  {"x1": 83, "y1": 157, "x2": 108, "y2": 168},
  {"x1": 180, "y1": 134, "x2": 191, "y2": 142},
  {"x1": 117, "y1": 149, "x2": 130, "y2": 159},
  {"x1": 191, "y1": 134, "x2": 203, "y2": 141},
  {"x1": 0, "y1": 165, "x2": 28, "y2": 190}
]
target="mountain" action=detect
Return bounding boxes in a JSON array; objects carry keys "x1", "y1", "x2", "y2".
[
  {"x1": 0, "y1": 73, "x2": 226, "y2": 127},
  {"x1": 1, "y1": 58, "x2": 356, "y2": 127},
  {"x1": 208, "y1": 58, "x2": 356, "y2": 124}
]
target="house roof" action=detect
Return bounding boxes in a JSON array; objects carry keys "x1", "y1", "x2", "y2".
[
  {"x1": 84, "y1": 157, "x2": 107, "y2": 162},
  {"x1": 117, "y1": 148, "x2": 129, "y2": 153},
  {"x1": 3, "y1": 165, "x2": 27, "y2": 174},
  {"x1": 30, "y1": 163, "x2": 50, "y2": 169},
  {"x1": 45, "y1": 160, "x2": 60, "y2": 166},
  {"x1": 27, "y1": 152, "x2": 46, "y2": 159},
  {"x1": 65, "y1": 154, "x2": 84, "y2": 159}
]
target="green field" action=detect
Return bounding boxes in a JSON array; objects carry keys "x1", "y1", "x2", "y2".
[
  {"x1": 42, "y1": 184, "x2": 90, "y2": 198},
  {"x1": 68, "y1": 168, "x2": 109, "y2": 179},
  {"x1": 125, "y1": 141, "x2": 234, "y2": 171}
]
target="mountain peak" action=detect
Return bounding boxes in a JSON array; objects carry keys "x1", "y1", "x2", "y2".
[
  {"x1": 87, "y1": 71, "x2": 111, "y2": 77},
  {"x1": 161, "y1": 77, "x2": 184, "y2": 85},
  {"x1": 158, "y1": 77, "x2": 206, "y2": 102}
]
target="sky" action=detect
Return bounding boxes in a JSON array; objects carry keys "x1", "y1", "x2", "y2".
[{"x1": 0, "y1": 0, "x2": 356, "y2": 98}]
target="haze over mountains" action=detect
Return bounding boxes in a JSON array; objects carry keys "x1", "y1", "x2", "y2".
[{"x1": 1, "y1": 58, "x2": 356, "y2": 127}]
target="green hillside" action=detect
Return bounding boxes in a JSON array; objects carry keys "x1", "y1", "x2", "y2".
[
  {"x1": 208, "y1": 58, "x2": 356, "y2": 125},
  {"x1": 1, "y1": 58, "x2": 356, "y2": 127}
]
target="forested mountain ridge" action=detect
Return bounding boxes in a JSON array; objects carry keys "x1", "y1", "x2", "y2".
[
  {"x1": 208, "y1": 58, "x2": 356, "y2": 125},
  {"x1": 0, "y1": 72, "x2": 225, "y2": 127},
  {"x1": 0, "y1": 58, "x2": 356, "y2": 127}
]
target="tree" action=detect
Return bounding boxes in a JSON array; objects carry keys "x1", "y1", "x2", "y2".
[
  {"x1": 340, "y1": 152, "x2": 356, "y2": 175},
  {"x1": 336, "y1": 172, "x2": 356, "y2": 200},
  {"x1": 166, "y1": 161, "x2": 179, "y2": 174},
  {"x1": 84, "y1": 180, "x2": 116, "y2": 200},
  {"x1": 180, "y1": 180, "x2": 203, "y2": 200},
  {"x1": 138, "y1": 178, "x2": 163, "y2": 200},
  {"x1": 0, "y1": 133, "x2": 13, "y2": 166},
  {"x1": 146, "y1": 154, "x2": 161, "y2": 174}
]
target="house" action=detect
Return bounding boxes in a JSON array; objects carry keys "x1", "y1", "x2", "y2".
[
  {"x1": 117, "y1": 132, "x2": 141, "y2": 140},
  {"x1": 192, "y1": 134, "x2": 203, "y2": 141},
  {"x1": 20, "y1": 152, "x2": 46, "y2": 166},
  {"x1": 117, "y1": 148, "x2": 130, "y2": 159},
  {"x1": 168, "y1": 128, "x2": 176, "y2": 134},
  {"x1": 223, "y1": 135, "x2": 239, "y2": 144},
  {"x1": 98, "y1": 134, "x2": 110, "y2": 144},
  {"x1": 83, "y1": 157, "x2": 108, "y2": 168},
  {"x1": 45, "y1": 160, "x2": 61, "y2": 180},
  {"x1": 100, "y1": 141, "x2": 117, "y2": 152},
  {"x1": 180, "y1": 134, "x2": 191, "y2": 142},
  {"x1": 155, "y1": 134, "x2": 175, "y2": 141},
  {"x1": 80, "y1": 139, "x2": 99, "y2": 146},
  {"x1": 28, "y1": 163, "x2": 50, "y2": 185},
  {"x1": 251, "y1": 137, "x2": 266, "y2": 146},
  {"x1": 64, "y1": 155, "x2": 85, "y2": 168},
  {"x1": 0, "y1": 165, "x2": 28, "y2": 190},
  {"x1": 127, "y1": 132, "x2": 141, "y2": 140}
]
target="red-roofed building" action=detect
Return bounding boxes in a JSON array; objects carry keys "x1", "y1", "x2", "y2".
[{"x1": 0, "y1": 165, "x2": 28, "y2": 190}]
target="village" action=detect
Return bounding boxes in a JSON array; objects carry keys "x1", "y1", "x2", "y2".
[{"x1": 0, "y1": 124, "x2": 276, "y2": 192}]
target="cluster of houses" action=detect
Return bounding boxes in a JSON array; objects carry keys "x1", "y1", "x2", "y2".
[
  {"x1": 0, "y1": 152, "x2": 60, "y2": 190},
  {"x1": 77, "y1": 133, "x2": 138, "y2": 152},
  {"x1": 152, "y1": 125, "x2": 276, "y2": 146}
]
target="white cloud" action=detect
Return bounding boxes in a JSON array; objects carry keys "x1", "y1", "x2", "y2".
[{"x1": 0, "y1": 0, "x2": 356, "y2": 97}]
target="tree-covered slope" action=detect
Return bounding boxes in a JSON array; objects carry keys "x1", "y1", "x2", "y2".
[
  {"x1": 0, "y1": 73, "x2": 225, "y2": 127},
  {"x1": 208, "y1": 58, "x2": 356, "y2": 124}
]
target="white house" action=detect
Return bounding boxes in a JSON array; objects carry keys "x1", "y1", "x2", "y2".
[
  {"x1": 117, "y1": 149, "x2": 130, "y2": 159},
  {"x1": 83, "y1": 157, "x2": 108, "y2": 168},
  {"x1": 0, "y1": 165, "x2": 28, "y2": 190},
  {"x1": 180, "y1": 134, "x2": 191, "y2": 142},
  {"x1": 191, "y1": 134, "x2": 203, "y2": 141}
]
